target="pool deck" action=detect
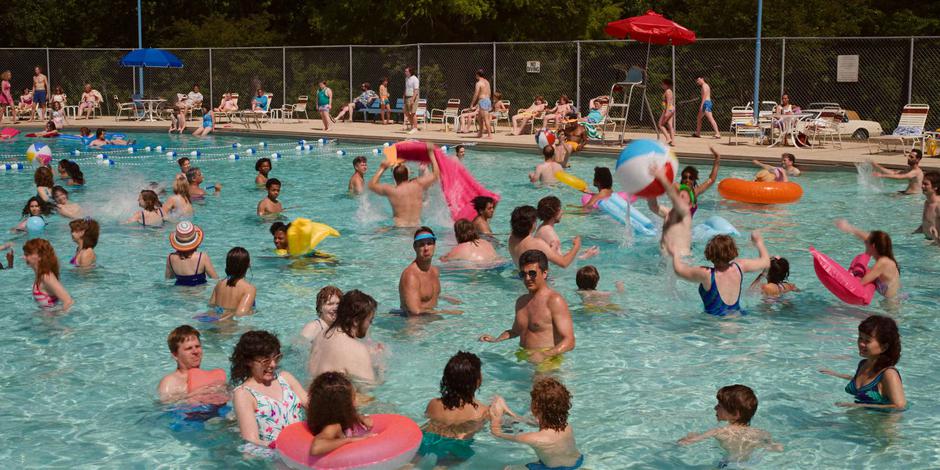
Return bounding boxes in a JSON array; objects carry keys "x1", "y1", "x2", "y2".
[{"x1": 15, "y1": 117, "x2": 940, "y2": 170}]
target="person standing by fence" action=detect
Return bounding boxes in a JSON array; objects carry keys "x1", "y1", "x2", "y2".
[
  {"x1": 404, "y1": 66, "x2": 420, "y2": 134},
  {"x1": 471, "y1": 69, "x2": 493, "y2": 139},
  {"x1": 693, "y1": 77, "x2": 721, "y2": 139}
]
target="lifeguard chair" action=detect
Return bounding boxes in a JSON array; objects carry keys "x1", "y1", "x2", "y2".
[{"x1": 607, "y1": 65, "x2": 659, "y2": 145}]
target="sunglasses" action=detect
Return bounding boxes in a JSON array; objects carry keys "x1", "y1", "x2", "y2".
[
  {"x1": 253, "y1": 353, "x2": 283, "y2": 367},
  {"x1": 518, "y1": 269, "x2": 540, "y2": 280}
]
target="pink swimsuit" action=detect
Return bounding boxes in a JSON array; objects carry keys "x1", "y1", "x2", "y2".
[{"x1": 32, "y1": 283, "x2": 59, "y2": 308}]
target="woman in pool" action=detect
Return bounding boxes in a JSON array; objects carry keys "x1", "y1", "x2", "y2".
[
  {"x1": 34, "y1": 166, "x2": 55, "y2": 206},
  {"x1": 208, "y1": 247, "x2": 256, "y2": 320},
  {"x1": 835, "y1": 219, "x2": 900, "y2": 299},
  {"x1": 125, "y1": 189, "x2": 165, "y2": 227},
  {"x1": 581, "y1": 167, "x2": 614, "y2": 208},
  {"x1": 820, "y1": 315, "x2": 906, "y2": 410},
  {"x1": 440, "y1": 219, "x2": 501, "y2": 264},
  {"x1": 231, "y1": 330, "x2": 308, "y2": 450},
  {"x1": 68, "y1": 218, "x2": 98, "y2": 268},
  {"x1": 749, "y1": 256, "x2": 797, "y2": 297},
  {"x1": 57, "y1": 160, "x2": 85, "y2": 186},
  {"x1": 419, "y1": 351, "x2": 489, "y2": 463},
  {"x1": 301, "y1": 285, "x2": 342, "y2": 341},
  {"x1": 671, "y1": 233, "x2": 770, "y2": 316},
  {"x1": 165, "y1": 221, "x2": 218, "y2": 286},
  {"x1": 52, "y1": 186, "x2": 83, "y2": 219},
  {"x1": 255, "y1": 157, "x2": 272, "y2": 186},
  {"x1": 23, "y1": 238, "x2": 73, "y2": 311},
  {"x1": 162, "y1": 175, "x2": 193, "y2": 218},
  {"x1": 12, "y1": 196, "x2": 50, "y2": 232},
  {"x1": 308, "y1": 289, "x2": 377, "y2": 385}
]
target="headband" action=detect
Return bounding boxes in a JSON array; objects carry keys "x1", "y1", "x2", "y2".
[{"x1": 413, "y1": 233, "x2": 436, "y2": 243}]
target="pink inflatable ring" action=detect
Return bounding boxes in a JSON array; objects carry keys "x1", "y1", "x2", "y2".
[
  {"x1": 810, "y1": 247, "x2": 875, "y2": 306},
  {"x1": 276, "y1": 414, "x2": 421, "y2": 470}
]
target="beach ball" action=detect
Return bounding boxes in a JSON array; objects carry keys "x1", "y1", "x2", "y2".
[
  {"x1": 26, "y1": 216, "x2": 45, "y2": 236},
  {"x1": 615, "y1": 139, "x2": 678, "y2": 198},
  {"x1": 535, "y1": 129, "x2": 556, "y2": 149},
  {"x1": 26, "y1": 144, "x2": 52, "y2": 166}
]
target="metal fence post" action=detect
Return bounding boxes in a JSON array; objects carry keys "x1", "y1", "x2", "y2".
[
  {"x1": 349, "y1": 45, "x2": 353, "y2": 104},
  {"x1": 908, "y1": 37, "x2": 914, "y2": 104},
  {"x1": 208, "y1": 48, "x2": 213, "y2": 109},
  {"x1": 671, "y1": 45, "x2": 675, "y2": 99},
  {"x1": 282, "y1": 47, "x2": 287, "y2": 107},
  {"x1": 576, "y1": 41, "x2": 581, "y2": 111},
  {"x1": 417, "y1": 44, "x2": 422, "y2": 80},
  {"x1": 492, "y1": 42, "x2": 496, "y2": 91},
  {"x1": 779, "y1": 38, "x2": 786, "y2": 98},
  {"x1": 45, "y1": 48, "x2": 50, "y2": 86}
]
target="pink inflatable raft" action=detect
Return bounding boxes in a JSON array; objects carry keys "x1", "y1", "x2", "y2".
[
  {"x1": 810, "y1": 247, "x2": 875, "y2": 305},
  {"x1": 275, "y1": 414, "x2": 421, "y2": 470}
]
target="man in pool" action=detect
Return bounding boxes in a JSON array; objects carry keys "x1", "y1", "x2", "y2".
[
  {"x1": 348, "y1": 156, "x2": 367, "y2": 194},
  {"x1": 916, "y1": 171, "x2": 940, "y2": 243},
  {"x1": 157, "y1": 325, "x2": 227, "y2": 404},
  {"x1": 648, "y1": 164, "x2": 693, "y2": 257},
  {"x1": 455, "y1": 144, "x2": 466, "y2": 161},
  {"x1": 186, "y1": 167, "x2": 221, "y2": 199},
  {"x1": 479, "y1": 249, "x2": 575, "y2": 366},
  {"x1": 529, "y1": 145, "x2": 562, "y2": 185},
  {"x1": 368, "y1": 142, "x2": 440, "y2": 227},
  {"x1": 399, "y1": 227, "x2": 461, "y2": 315},
  {"x1": 870, "y1": 149, "x2": 924, "y2": 195},
  {"x1": 508, "y1": 205, "x2": 593, "y2": 267},
  {"x1": 257, "y1": 178, "x2": 282, "y2": 216},
  {"x1": 472, "y1": 196, "x2": 496, "y2": 235}
]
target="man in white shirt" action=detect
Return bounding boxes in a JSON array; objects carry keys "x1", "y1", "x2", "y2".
[
  {"x1": 403, "y1": 66, "x2": 420, "y2": 134},
  {"x1": 185, "y1": 84, "x2": 203, "y2": 108}
]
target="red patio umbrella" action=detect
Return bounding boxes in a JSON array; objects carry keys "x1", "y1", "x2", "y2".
[{"x1": 604, "y1": 10, "x2": 696, "y2": 45}]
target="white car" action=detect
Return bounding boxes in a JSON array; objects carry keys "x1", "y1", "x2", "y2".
[{"x1": 799, "y1": 103, "x2": 884, "y2": 139}]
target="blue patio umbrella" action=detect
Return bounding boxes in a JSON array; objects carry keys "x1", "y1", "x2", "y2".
[{"x1": 120, "y1": 48, "x2": 184, "y2": 97}]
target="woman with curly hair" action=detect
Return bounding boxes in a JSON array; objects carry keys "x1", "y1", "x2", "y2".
[
  {"x1": 23, "y1": 238, "x2": 72, "y2": 311},
  {"x1": 820, "y1": 315, "x2": 906, "y2": 410},
  {"x1": 231, "y1": 330, "x2": 308, "y2": 449},
  {"x1": 419, "y1": 351, "x2": 489, "y2": 462}
]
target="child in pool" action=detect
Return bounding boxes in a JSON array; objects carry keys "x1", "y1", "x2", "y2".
[
  {"x1": 305, "y1": 371, "x2": 374, "y2": 456},
  {"x1": 301, "y1": 285, "x2": 342, "y2": 341},
  {"x1": 270, "y1": 221, "x2": 289, "y2": 253},
  {"x1": 34, "y1": 166, "x2": 55, "y2": 206},
  {"x1": 419, "y1": 351, "x2": 489, "y2": 463},
  {"x1": 89, "y1": 128, "x2": 130, "y2": 148},
  {"x1": 124, "y1": 189, "x2": 165, "y2": 227},
  {"x1": 490, "y1": 377, "x2": 583, "y2": 470},
  {"x1": 68, "y1": 218, "x2": 98, "y2": 268},
  {"x1": 13, "y1": 196, "x2": 49, "y2": 232},
  {"x1": 575, "y1": 265, "x2": 624, "y2": 308},
  {"x1": 207, "y1": 247, "x2": 256, "y2": 320},
  {"x1": 835, "y1": 219, "x2": 901, "y2": 299},
  {"x1": 162, "y1": 175, "x2": 194, "y2": 218},
  {"x1": 749, "y1": 256, "x2": 797, "y2": 297},
  {"x1": 678, "y1": 384, "x2": 783, "y2": 465},
  {"x1": 57, "y1": 159, "x2": 85, "y2": 186},
  {"x1": 23, "y1": 238, "x2": 73, "y2": 311},
  {"x1": 257, "y1": 178, "x2": 283, "y2": 216},
  {"x1": 255, "y1": 157, "x2": 272, "y2": 186},
  {"x1": 752, "y1": 153, "x2": 800, "y2": 180},
  {"x1": 819, "y1": 315, "x2": 906, "y2": 410},
  {"x1": 581, "y1": 167, "x2": 614, "y2": 208}
]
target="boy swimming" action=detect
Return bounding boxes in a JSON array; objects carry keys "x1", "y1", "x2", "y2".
[{"x1": 257, "y1": 178, "x2": 283, "y2": 216}]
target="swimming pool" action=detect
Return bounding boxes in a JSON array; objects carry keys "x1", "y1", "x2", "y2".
[{"x1": 1, "y1": 132, "x2": 937, "y2": 468}]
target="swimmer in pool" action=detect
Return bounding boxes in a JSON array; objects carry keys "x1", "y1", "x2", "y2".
[
  {"x1": 748, "y1": 256, "x2": 797, "y2": 297},
  {"x1": 509, "y1": 205, "x2": 593, "y2": 268},
  {"x1": 88, "y1": 128, "x2": 131, "y2": 147},
  {"x1": 677, "y1": 147, "x2": 721, "y2": 217},
  {"x1": 647, "y1": 163, "x2": 693, "y2": 257},
  {"x1": 301, "y1": 285, "x2": 342, "y2": 341},
  {"x1": 68, "y1": 218, "x2": 98, "y2": 268},
  {"x1": 207, "y1": 247, "x2": 257, "y2": 320},
  {"x1": 581, "y1": 167, "x2": 614, "y2": 208},
  {"x1": 0, "y1": 243, "x2": 13, "y2": 269},
  {"x1": 348, "y1": 155, "x2": 367, "y2": 194},
  {"x1": 399, "y1": 227, "x2": 462, "y2": 315},
  {"x1": 124, "y1": 189, "x2": 165, "y2": 227},
  {"x1": 529, "y1": 145, "x2": 562, "y2": 185},
  {"x1": 471, "y1": 196, "x2": 496, "y2": 236},
  {"x1": 157, "y1": 325, "x2": 229, "y2": 404},
  {"x1": 751, "y1": 153, "x2": 800, "y2": 182},
  {"x1": 177, "y1": 157, "x2": 191, "y2": 178},
  {"x1": 23, "y1": 238, "x2": 73, "y2": 311},
  {"x1": 255, "y1": 157, "x2": 271, "y2": 186},
  {"x1": 257, "y1": 178, "x2": 283, "y2": 216},
  {"x1": 308, "y1": 290, "x2": 378, "y2": 386},
  {"x1": 575, "y1": 265, "x2": 624, "y2": 308},
  {"x1": 186, "y1": 167, "x2": 221, "y2": 199},
  {"x1": 534, "y1": 196, "x2": 564, "y2": 254},
  {"x1": 870, "y1": 149, "x2": 924, "y2": 195},
  {"x1": 419, "y1": 351, "x2": 490, "y2": 463},
  {"x1": 479, "y1": 250, "x2": 575, "y2": 366},
  {"x1": 162, "y1": 175, "x2": 194, "y2": 219},
  {"x1": 368, "y1": 142, "x2": 440, "y2": 227},
  {"x1": 440, "y1": 219, "x2": 502, "y2": 264},
  {"x1": 915, "y1": 171, "x2": 940, "y2": 243},
  {"x1": 835, "y1": 219, "x2": 901, "y2": 299},
  {"x1": 270, "y1": 222, "x2": 289, "y2": 252},
  {"x1": 678, "y1": 384, "x2": 783, "y2": 465}
]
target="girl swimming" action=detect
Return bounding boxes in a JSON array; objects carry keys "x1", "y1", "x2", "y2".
[
  {"x1": 68, "y1": 218, "x2": 98, "y2": 268},
  {"x1": 835, "y1": 219, "x2": 900, "y2": 299},
  {"x1": 750, "y1": 256, "x2": 797, "y2": 297},
  {"x1": 305, "y1": 371, "x2": 373, "y2": 456},
  {"x1": 162, "y1": 175, "x2": 193, "y2": 218},
  {"x1": 125, "y1": 189, "x2": 165, "y2": 227},
  {"x1": 12, "y1": 197, "x2": 49, "y2": 232},
  {"x1": 57, "y1": 159, "x2": 85, "y2": 186},
  {"x1": 419, "y1": 351, "x2": 489, "y2": 463},
  {"x1": 23, "y1": 238, "x2": 73, "y2": 311},
  {"x1": 207, "y1": 247, "x2": 256, "y2": 320}
]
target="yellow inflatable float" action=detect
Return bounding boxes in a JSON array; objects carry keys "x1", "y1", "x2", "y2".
[
  {"x1": 554, "y1": 171, "x2": 588, "y2": 192},
  {"x1": 278, "y1": 218, "x2": 340, "y2": 257}
]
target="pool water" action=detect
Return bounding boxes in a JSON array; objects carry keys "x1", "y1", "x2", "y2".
[{"x1": 1, "y1": 133, "x2": 938, "y2": 469}]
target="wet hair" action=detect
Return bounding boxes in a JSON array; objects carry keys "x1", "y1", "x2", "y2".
[
  {"x1": 229, "y1": 330, "x2": 280, "y2": 385},
  {"x1": 95, "y1": 128, "x2": 105, "y2": 139},
  {"x1": 392, "y1": 164, "x2": 409, "y2": 184},
  {"x1": 172, "y1": 175, "x2": 191, "y2": 203},
  {"x1": 576, "y1": 265, "x2": 600, "y2": 290},
  {"x1": 254, "y1": 157, "x2": 271, "y2": 172},
  {"x1": 593, "y1": 167, "x2": 613, "y2": 190},
  {"x1": 34, "y1": 166, "x2": 54, "y2": 188},
  {"x1": 542, "y1": 144, "x2": 555, "y2": 160},
  {"x1": 681, "y1": 166, "x2": 699, "y2": 185},
  {"x1": 911, "y1": 149, "x2": 923, "y2": 160},
  {"x1": 224, "y1": 247, "x2": 250, "y2": 287},
  {"x1": 472, "y1": 196, "x2": 495, "y2": 215},
  {"x1": 60, "y1": 160, "x2": 84, "y2": 185},
  {"x1": 139, "y1": 189, "x2": 160, "y2": 211},
  {"x1": 52, "y1": 185, "x2": 68, "y2": 200},
  {"x1": 306, "y1": 371, "x2": 365, "y2": 435},
  {"x1": 185, "y1": 167, "x2": 200, "y2": 184},
  {"x1": 454, "y1": 219, "x2": 479, "y2": 243},
  {"x1": 455, "y1": 144, "x2": 465, "y2": 153},
  {"x1": 704, "y1": 235, "x2": 739, "y2": 267},
  {"x1": 440, "y1": 351, "x2": 482, "y2": 410},
  {"x1": 265, "y1": 178, "x2": 281, "y2": 190},
  {"x1": 414, "y1": 226, "x2": 434, "y2": 239},
  {"x1": 536, "y1": 196, "x2": 561, "y2": 222},
  {"x1": 924, "y1": 171, "x2": 940, "y2": 191},
  {"x1": 45, "y1": 120, "x2": 56, "y2": 131},
  {"x1": 23, "y1": 238, "x2": 59, "y2": 285},
  {"x1": 326, "y1": 289, "x2": 377, "y2": 339},
  {"x1": 766, "y1": 257, "x2": 790, "y2": 284},
  {"x1": 69, "y1": 218, "x2": 99, "y2": 248},
  {"x1": 519, "y1": 249, "x2": 548, "y2": 271},
  {"x1": 867, "y1": 231, "x2": 898, "y2": 272},
  {"x1": 177, "y1": 157, "x2": 190, "y2": 168},
  {"x1": 781, "y1": 153, "x2": 797, "y2": 166},
  {"x1": 352, "y1": 155, "x2": 366, "y2": 166},
  {"x1": 716, "y1": 384, "x2": 758, "y2": 425},
  {"x1": 859, "y1": 315, "x2": 901, "y2": 371},
  {"x1": 23, "y1": 196, "x2": 51, "y2": 216},
  {"x1": 510, "y1": 205, "x2": 538, "y2": 238},
  {"x1": 531, "y1": 377, "x2": 571, "y2": 432},
  {"x1": 269, "y1": 221, "x2": 288, "y2": 236},
  {"x1": 167, "y1": 324, "x2": 200, "y2": 354},
  {"x1": 316, "y1": 285, "x2": 343, "y2": 314},
  {"x1": 79, "y1": 126, "x2": 91, "y2": 137}
]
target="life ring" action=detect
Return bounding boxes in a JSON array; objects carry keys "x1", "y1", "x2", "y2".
[
  {"x1": 187, "y1": 368, "x2": 226, "y2": 393},
  {"x1": 717, "y1": 178, "x2": 803, "y2": 204},
  {"x1": 276, "y1": 414, "x2": 421, "y2": 470},
  {"x1": 287, "y1": 218, "x2": 340, "y2": 258},
  {"x1": 555, "y1": 171, "x2": 587, "y2": 192},
  {"x1": 810, "y1": 247, "x2": 875, "y2": 305}
]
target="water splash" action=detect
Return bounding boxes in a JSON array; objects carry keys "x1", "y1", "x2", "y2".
[{"x1": 855, "y1": 162, "x2": 884, "y2": 193}]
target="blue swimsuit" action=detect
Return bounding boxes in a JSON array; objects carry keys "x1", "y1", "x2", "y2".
[
  {"x1": 845, "y1": 360, "x2": 900, "y2": 405},
  {"x1": 172, "y1": 252, "x2": 207, "y2": 286},
  {"x1": 698, "y1": 263, "x2": 744, "y2": 316}
]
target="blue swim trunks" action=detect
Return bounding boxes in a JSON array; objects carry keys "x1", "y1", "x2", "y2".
[
  {"x1": 703, "y1": 99, "x2": 713, "y2": 113},
  {"x1": 478, "y1": 98, "x2": 492, "y2": 112},
  {"x1": 34, "y1": 90, "x2": 47, "y2": 105},
  {"x1": 526, "y1": 454, "x2": 584, "y2": 470}
]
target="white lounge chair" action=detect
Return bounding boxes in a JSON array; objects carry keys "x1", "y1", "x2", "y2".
[
  {"x1": 113, "y1": 95, "x2": 137, "y2": 121},
  {"x1": 803, "y1": 106, "x2": 843, "y2": 149},
  {"x1": 868, "y1": 103, "x2": 929, "y2": 154},
  {"x1": 430, "y1": 99, "x2": 460, "y2": 131}
]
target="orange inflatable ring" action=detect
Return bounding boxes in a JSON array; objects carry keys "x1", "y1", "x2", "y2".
[
  {"x1": 717, "y1": 178, "x2": 803, "y2": 204},
  {"x1": 276, "y1": 414, "x2": 421, "y2": 469},
  {"x1": 187, "y1": 368, "x2": 226, "y2": 392}
]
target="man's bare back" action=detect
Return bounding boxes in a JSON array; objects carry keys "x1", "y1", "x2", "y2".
[
  {"x1": 530, "y1": 161, "x2": 562, "y2": 185},
  {"x1": 368, "y1": 144, "x2": 439, "y2": 227}
]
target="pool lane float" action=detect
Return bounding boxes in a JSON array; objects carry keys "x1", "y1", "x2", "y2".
[
  {"x1": 717, "y1": 178, "x2": 803, "y2": 204},
  {"x1": 285, "y1": 218, "x2": 340, "y2": 258},
  {"x1": 384, "y1": 140, "x2": 500, "y2": 222},
  {"x1": 275, "y1": 414, "x2": 421, "y2": 470},
  {"x1": 596, "y1": 192, "x2": 656, "y2": 236},
  {"x1": 810, "y1": 247, "x2": 875, "y2": 305},
  {"x1": 555, "y1": 171, "x2": 587, "y2": 192},
  {"x1": 692, "y1": 215, "x2": 740, "y2": 241},
  {"x1": 615, "y1": 139, "x2": 678, "y2": 198}
]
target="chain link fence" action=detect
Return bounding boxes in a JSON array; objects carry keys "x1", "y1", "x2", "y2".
[{"x1": 1, "y1": 38, "x2": 934, "y2": 134}]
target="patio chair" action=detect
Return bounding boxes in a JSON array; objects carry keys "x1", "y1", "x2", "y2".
[
  {"x1": 491, "y1": 100, "x2": 510, "y2": 129},
  {"x1": 803, "y1": 106, "x2": 843, "y2": 149},
  {"x1": 430, "y1": 99, "x2": 461, "y2": 131},
  {"x1": 415, "y1": 99, "x2": 429, "y2": 127},
  {"x1": 868, "y1": 103, "x2": 929, "y2": 154},
  {"x1": 218, "y1": 93, "x2": 239, "y2": 123},
  {"x1": 113, "y1": 95, "x2": 137, "y2": 121},
  {"x1": 729, "y1": 106, "x2": 769, "y2": 145},
  {"x1": 273, "y1": 96, "x2": 308, "y2": 123},
  {"x1": 581, "y1": 104, "x2": 615, "y2": 143}
]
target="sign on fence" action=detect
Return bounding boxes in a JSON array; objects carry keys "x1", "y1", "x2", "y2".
[
  {"x1": 526, "y1": 61, "x2": 540, "y2": 73},
  {"x1": 837, "y1": 55, "x2": 859, "y2": 82}
]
